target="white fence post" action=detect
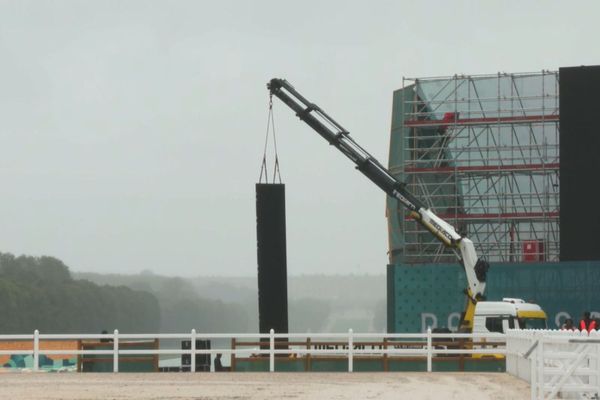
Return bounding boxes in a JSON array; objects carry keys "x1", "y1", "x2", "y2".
[
  {"x1": 530, "y1": 333, "x2": 537, "y2": 400},
  {"x1": 426, "y1": 327, "x2": 432, "y2": 373},
  {"x1": 537, "y1": 336, "x2": 544, "y2": 399},
  {"x1": 33, "y1": 329, "x2": 39, "y2": 372},
  {"x1": 269, "y1": 329, "x2": 274, "y2": 372},
  {"x1": 191, "y1": 329, "x2": 196, "y2": 373},
  {"x1": 113, "y1": 329, "x2": 119, "y2": 373},
  {"x1": 348, "y1": 329, "x2": 353, "y2": 373},
  {"x1": 596, "y1": 334, "x2": 600, "y2": 396}
]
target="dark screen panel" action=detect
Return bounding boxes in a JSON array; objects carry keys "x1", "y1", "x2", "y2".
[
  {"x1": 256, "y1": 183, "x2": 289, "y2": 334},
  {"x1": 559, "y1": 65, "x2": 600, "y2": 261}
]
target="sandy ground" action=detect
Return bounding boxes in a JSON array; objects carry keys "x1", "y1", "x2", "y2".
[{"x1": 0, "y1": 372, "x2": 529, "y2": 399}]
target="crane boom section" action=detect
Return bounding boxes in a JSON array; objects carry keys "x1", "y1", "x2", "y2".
[{"x1": 267, "y1": 79, "x2": 424, "y2": 211}]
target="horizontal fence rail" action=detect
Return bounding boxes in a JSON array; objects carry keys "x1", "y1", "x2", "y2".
[{"x1": 0, "y1": 328, "x2": 507, "y2": 373}]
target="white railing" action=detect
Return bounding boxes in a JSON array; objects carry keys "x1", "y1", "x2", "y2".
[
  {"x1": 0, "y1": 328, "x2": 506, "y2": 373},
  {"x1": 506, "y1": 329, "x2": 600, "y2": 400}
]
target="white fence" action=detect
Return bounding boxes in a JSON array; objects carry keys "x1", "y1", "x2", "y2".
[
  {"x1": 507, "y1": 329, "x2": 600, "y2": 400},
  {"x1": 0, "y1": 328, "x2": 506, "y2": 373}
]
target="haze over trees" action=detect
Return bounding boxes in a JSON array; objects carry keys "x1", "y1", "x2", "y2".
[
  {"x1": 77, "y1": 272, "x2": 386, "y2": 333},
  {"x1": 74, "y1": 271, "x2": 251, "y2": 333}
]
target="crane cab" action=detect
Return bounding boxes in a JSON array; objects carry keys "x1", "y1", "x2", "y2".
[{"x1": 473, "y1": 298, "x2": 547, "y2": 334}]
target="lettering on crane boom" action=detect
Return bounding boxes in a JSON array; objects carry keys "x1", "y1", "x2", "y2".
[
  {"x1": 429, "y1": 219, "x2": 455, "y2": 245},
  {"x1": 392, "y1": 190, "x2": 417, "y2": 211}
]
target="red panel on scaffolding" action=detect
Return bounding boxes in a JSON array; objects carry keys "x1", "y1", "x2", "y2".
[{"x1": 523, "y1": 240, "x2": 545, "y2": 262}]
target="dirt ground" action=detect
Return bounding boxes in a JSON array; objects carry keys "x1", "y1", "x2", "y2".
[{"x1": 0, "y1": 372, "x2": 529, "y2": 399}]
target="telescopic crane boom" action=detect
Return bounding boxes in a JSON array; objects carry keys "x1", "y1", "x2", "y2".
[{"x1": 268, "y1": 78, "x2": 490, "y2": 331}]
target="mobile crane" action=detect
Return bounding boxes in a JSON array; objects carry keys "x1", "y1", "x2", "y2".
[{"x1": 268, "y1": 78, "x2": 546, "y2": 333}]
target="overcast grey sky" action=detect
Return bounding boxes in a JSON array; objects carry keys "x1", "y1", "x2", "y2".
[{"x1": 0, "y1": 0, "x2": 598, "y2": 277}]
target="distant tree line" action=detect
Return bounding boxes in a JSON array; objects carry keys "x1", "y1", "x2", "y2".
[
  {"x1": 0, "y1": 253, "x2": 159, "y2": 333},
  {"x1": 0, "y1": 253, "x2": 259, "y2": 334}
]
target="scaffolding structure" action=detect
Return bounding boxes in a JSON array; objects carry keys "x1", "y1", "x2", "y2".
[{"x1": 388, "y1": 71, "x2": 560, "y2": 264}]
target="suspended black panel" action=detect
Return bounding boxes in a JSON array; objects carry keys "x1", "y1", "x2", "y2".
[
  {"x1": 559, "y1": 66, "x2": 600, "y2": 261},
  {"x1": 256, "y1": 183, "x2": 289, "y2": 334}
]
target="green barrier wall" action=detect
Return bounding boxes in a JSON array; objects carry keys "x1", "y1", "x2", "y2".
[{"x1": 387, "y1": 261, "x2": 600, "y2": 332}]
